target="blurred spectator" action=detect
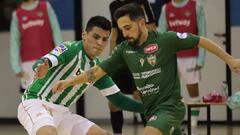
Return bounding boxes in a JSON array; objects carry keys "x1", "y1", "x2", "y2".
[
  {"x1": 10, "y1": 0, "x2": 62, "y2": 93},
  {"x1": 158, "y1": 0, "x2": 206, "y2": 135}
]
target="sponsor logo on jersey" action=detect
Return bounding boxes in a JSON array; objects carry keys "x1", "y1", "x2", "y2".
[
  {"x1": 140, "y1": 58, "x2": 145, "y2": 67},
  {"x1": 137, "y1": 84, "x2": 160, "y2": 96},
  {"x1": 176, "y1": 32, "x2": 188, "y2": 39},
  {"x1": 144, "y1": 44, "x2": 158, "y2": 54},
  {"x1": 133, "y1": 68, "x2": 161, "y2": 80},
  {"x1": 22, "y1": 19, "x2": 44, "y2": 30},
  {"x1": 52, "y1": 44, "x2": 68, "y2": 56},
  {"x1": 147, "y1": 55, "x2": 156, "y2": 66},
  {"x1": 148, "y1": 115, "x2": 157, "y2": 121},
  {"x1": 126, "y1": 50, "x2": 137, "y2": 54},
  {"x1": 169, "y1": 19, "x2": 191, "y2": 27}
]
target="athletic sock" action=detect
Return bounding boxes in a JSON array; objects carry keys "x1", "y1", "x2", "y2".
[
  {"x1": 110, "y1": 111, "x2": 123, "y2": 134},
  {"x1": 190, "y1": 97, "x2": 200, "y2": 127}
]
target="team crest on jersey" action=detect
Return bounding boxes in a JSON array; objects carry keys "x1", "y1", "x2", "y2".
[
  {"x1": 169, "y1": 12, "x2": 175, "y2": 18},
  {"x1": 52, "y1": 43, "x2": 68, "y2": 56},
  {"x1": 147, "y1": 55, "x2": 156, "y2": 66},
  {"x1": 37, "y1": 11, "x2": 43, "y2": 17},
  {"x1": 144, "y1": 44, "x2": 158, "y2": 54},
  {"x1": 176, "y1": 32, "x2": 188, "y2": 39},
  {"x1": 148, "y1": 115, "x2": 157, "y2": 122}
]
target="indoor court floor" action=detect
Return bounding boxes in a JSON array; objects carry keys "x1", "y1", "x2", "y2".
[{"x1": 0, "y1": 122, "x2": 240, "y2": 135}]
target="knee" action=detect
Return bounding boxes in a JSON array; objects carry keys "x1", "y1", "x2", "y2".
[
  {"x1": 102, "y1": 130, "x2": 110, "y2": 135},
  {"x1": 36, "y1": 126, "x2": 57, "y2": 135}
]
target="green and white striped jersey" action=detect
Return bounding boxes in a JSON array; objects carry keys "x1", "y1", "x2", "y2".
[{"x1": 22, "y1": 41, "x2": 119, "y2": 107}]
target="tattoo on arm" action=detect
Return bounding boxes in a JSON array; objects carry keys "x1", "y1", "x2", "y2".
[{"x1": 86, "y1": 68, "x2": 96, "y2": 83}]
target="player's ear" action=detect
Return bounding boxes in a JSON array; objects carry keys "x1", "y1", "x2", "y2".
[{"x1": 82, "y1": 31, "x2": 87, "y2": 42}]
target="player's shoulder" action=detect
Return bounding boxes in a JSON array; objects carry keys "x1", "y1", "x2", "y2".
[{"x1": 162, "y1": 31, "x2": 188, "y2": 38}]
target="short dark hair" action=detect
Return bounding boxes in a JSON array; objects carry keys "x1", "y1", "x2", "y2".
[
  {"x1": 114, "y1": 3, "x2": 145, "y2": 22},
  {"x1": 86, "y1": 16, "x2": 111, "y2": 32}
]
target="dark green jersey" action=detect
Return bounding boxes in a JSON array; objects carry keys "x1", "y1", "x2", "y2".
[
  {"x1": 23, "y1": 41, "x2": 119, "y2": 107},
  {"x1": 99, "y1": 31, "x2": 200, "y2": 116}
]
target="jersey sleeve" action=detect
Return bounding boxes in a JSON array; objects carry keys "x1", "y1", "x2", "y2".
[
  {"x1": 46, "y1": 2, "x2": 62, "y2": 46},
  {"x1": 98, "y1": 44, "x2": 125, "y2": 76},
  {"x1": 158, "y1": 5, "x2": 168, "y2": 33},
  {"x1": 10, "y1": 11, "x2": 22, "y2": 74},
  {"x1": 106, "y1": 91, "x2": 144, "y2": 113},
  {"x1": 93, "y1": 75, "x2": 120, "y2": 96},
  {"x1": 196, "y1": 1, "x2": 206, "y2": 37},
  {"x1": 162, "y1": 31, "x2": 200, "y2": 53},
  {"x1": 42, "y1": 42, "x2": 79, "y2": 68}
]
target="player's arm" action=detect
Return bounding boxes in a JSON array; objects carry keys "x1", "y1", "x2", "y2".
[
  {"x1": 46, "y1": 2, "x2": 62, "y2": 46},
  {"x1": 33, "y1": 42, "x2": 77, "y2": 79},
  {"x1": 158, "y1": 5, "x2": 168, "y2": 33},
  {"x1": 106, "y1": 91, "x2": 144, "y2": 113},
  {"x1": 10, "y1": 11, "x2": 23, "y2": 77},
  {"x1": 52, "y1": 65, "x2": 106, "y2": 92},
  {"x1": 196, "y1": 1, "x2": 207, "y2": 68},
  {"x1": 198, "y1": 37, "x2": 240, "y2": 73},
  {"x1": 93, "y1": 73, "x2": 144, "y2": 113}
]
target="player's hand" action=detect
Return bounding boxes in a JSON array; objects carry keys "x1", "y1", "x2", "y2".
[
  {"x1": 227, "y1": 58, "x2": 240, "y2": 73},
  {"x1": 34, "y1": 59, "x2": 49, "y2": 80},
  {"x1": 52, "y1": 80, "x2": 71, "y2": 93}
]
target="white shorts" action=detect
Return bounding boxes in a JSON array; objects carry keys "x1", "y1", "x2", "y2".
[
  {"x1": 18, "y1": 99, "x2": 94, "y2": 135},
  {"x1": 20, "y1": 61, "x2": 35, "y2": 89},
  {"x1": 177, "y1": 57, "x2": 201, "y2": 84}
]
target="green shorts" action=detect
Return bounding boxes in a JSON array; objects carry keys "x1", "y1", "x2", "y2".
[{"x1": 146, "y1": 101, "x2": 186, "y2": 135}]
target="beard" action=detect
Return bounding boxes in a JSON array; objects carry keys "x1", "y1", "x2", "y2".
[{"x1": 126, "y1": 26, "x2": 142, "y2": 47}]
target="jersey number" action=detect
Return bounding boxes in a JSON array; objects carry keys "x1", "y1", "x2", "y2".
[{"x1": 76, "y1": 68, "x2": 81, "y2": 75}]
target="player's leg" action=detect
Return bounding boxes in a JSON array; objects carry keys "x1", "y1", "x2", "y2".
[
  {"x1": 57, "y1": 112, "x2": 109, "y2": 135},
  {"x1": 108, "y1": 102, "x2": 123, "y2": 135},
  {"x1": 143, "y1": 126, "x2": 163, "y2": 135},
  {"x1": 84, "y1": 125, "x2": 109, "y2": 135},
  {"x1": 37, "y1": 126, "x2": 57, "y2": 135},
  {"x1": 178, "y1": 57, "x2": 201, "y2": 135},
  {"x1": 108, "y1": 68, "x2": 134, "y2": 135},
  {"x1": 18, "y1": 99, "x2": 57, "y2": 135},
  {"x1": 71, "y1": 124, "x2": 109, "y2": 135},
  {"x1": 186, "y1": 83, "x2": 200, "y2": 130},
  {"x1": 132, "y1": 90, "x2": 146, "y2": 125},
  {"x1": 145, "y1": 102, "x2": 185, "y2": 135}
]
